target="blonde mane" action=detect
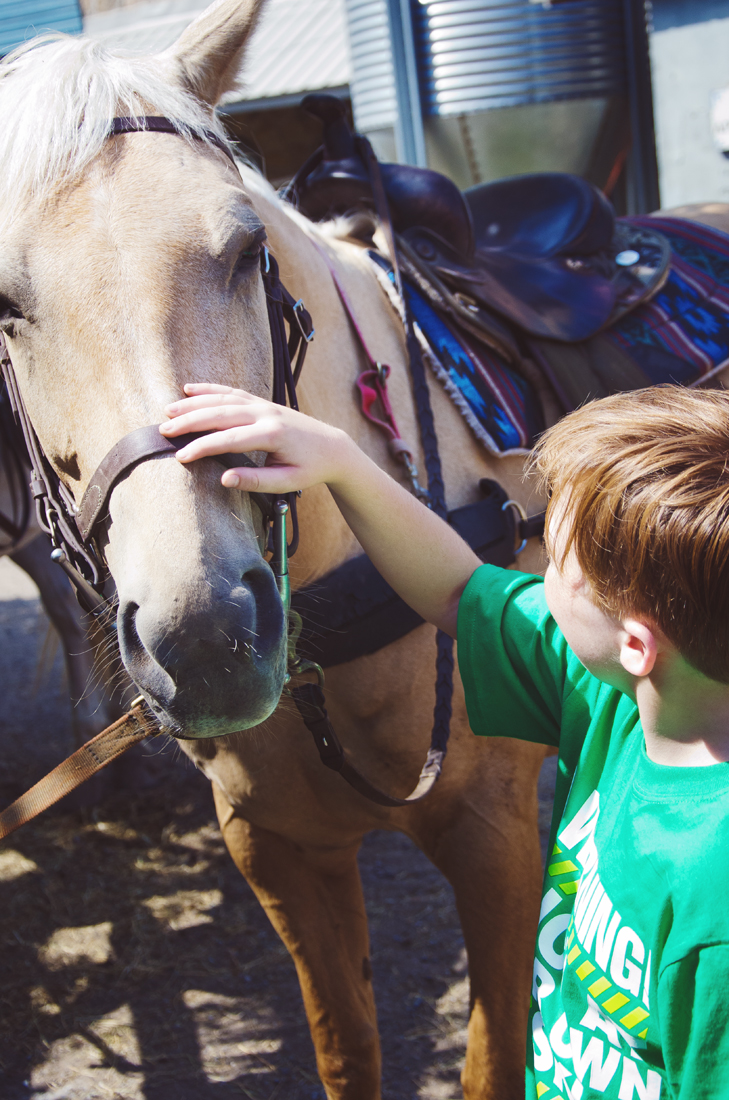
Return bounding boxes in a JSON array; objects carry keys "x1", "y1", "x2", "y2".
[{"x1": 0, "y1": 32, "x2": 230, "y2": 231}]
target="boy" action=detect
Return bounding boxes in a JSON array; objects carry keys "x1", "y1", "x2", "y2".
[{"x1": 161, "y1": 383, "x2": 729, "y2": 1099}]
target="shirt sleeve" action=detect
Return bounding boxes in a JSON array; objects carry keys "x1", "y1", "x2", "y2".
[
  {"x1": 457, "y1": 564, "x2": 575, "y2": 748},
  {"x1": 658, "y1": 944, "x2": 729, "y2": 1099}
]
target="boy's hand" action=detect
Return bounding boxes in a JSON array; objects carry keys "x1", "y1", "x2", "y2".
[
  {"x1": 160, "y1": 383, "x2": 353, "y2": 494},
  {"x1": 160, "y1": 382, "x2": 481, "y2": 638}
]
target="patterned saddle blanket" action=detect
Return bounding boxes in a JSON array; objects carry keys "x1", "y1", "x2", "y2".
[{"x1": 373, "y1": 216, "x2": 729, "y2": 457}]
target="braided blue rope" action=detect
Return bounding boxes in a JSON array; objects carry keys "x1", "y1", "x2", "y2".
[{"x1": 403, "y1": 320, "x2": 455, "y2": 757}]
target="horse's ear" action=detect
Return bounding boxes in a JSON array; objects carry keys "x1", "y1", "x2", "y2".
[{"x1": 160, "y1": 0, "x2": 265, "y2": 107}]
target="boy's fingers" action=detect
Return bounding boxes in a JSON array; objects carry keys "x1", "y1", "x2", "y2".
[
  {"x1": 163, "y1": 392, "x2": 261, "y2": 419},
  {"x1": 173, "y1": 425, "x2": 268, "y2": 461},
  {"x1": 161, "y1": 406, "x2": 262, "y2": 438},
  {"x1": 221, "y1": 465, "x2": 301, "y2": 494},
  {"x1": 182, "y1": 383, "x2": 253, "y2": 398}
]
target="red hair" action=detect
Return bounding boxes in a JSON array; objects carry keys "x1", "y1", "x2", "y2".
[{"x1": 532, "y1": 386, "x2": 729, "y2": 682}]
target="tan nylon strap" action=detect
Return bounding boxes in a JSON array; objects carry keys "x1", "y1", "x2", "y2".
[{"x1": 0, "y1": 701, "x2": 159, "y2": 840}]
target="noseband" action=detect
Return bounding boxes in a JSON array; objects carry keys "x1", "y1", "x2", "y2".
[{"x1": 0, "y1": 115, "x2": 313, "y2": 617}]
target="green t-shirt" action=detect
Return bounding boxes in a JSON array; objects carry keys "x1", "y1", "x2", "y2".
[{"x1": 457, "y1": 564, "x2": 729, "y2": 1100}]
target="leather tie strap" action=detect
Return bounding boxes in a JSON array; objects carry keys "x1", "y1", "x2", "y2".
[
  {"x1": 0, "y1": 699, "x2": 159, "y2": 840},
  {"x1": 109, "y1": 116, "x2": 235, "y2": 165}
]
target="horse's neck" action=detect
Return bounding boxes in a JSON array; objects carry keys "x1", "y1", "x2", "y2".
[{"x1": 251, "y1": 188, "x2": 418, "y2": 583}]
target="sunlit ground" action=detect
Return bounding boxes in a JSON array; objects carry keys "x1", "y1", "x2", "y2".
[{"x1": 0, "y1": 554, "x2": 556, "y2": 1100}]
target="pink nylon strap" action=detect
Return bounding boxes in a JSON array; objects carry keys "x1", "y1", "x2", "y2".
[{"x1": 309, "y1": 237, "x2": 413, "y2": 461}]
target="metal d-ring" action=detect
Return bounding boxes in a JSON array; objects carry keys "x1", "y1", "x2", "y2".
[
  {"x1": 292, "y1": 299, "x2": 315, "y2": 343},
  {"x1": 502, "y1": 498, "x2": 528, "y2": 557}
]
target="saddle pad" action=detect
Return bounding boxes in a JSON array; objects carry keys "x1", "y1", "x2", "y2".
[
  {"x1": 604, "y1": 216, "x2": 729, "y2": 383},
  {"x1": 369, "y1": 254, "x2": 541, "y2": 455}
]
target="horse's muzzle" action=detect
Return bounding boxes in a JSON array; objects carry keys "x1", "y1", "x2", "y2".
[{"x1": 117, "y1": 558, "x2": 287, "y2": 738}]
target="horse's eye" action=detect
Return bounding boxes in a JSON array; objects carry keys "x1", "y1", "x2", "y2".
[
  {"x1": 0, "y1": 296, "x2": 24, "y2": 333},
  {"x1": 233, "y1": 234, "x2": 266, "y2": 276},
  {"x1": 0, "y1": 295, "x2": 22, "y2": 319}
]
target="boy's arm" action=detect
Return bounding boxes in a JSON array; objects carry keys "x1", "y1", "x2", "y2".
[{"x1": 160, "y1": 384, "x2": 481, "y2": 637}]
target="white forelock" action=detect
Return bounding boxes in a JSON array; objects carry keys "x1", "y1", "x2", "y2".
[{"x1": 0, "y1": 32, "x2": 231, "y2": 231}]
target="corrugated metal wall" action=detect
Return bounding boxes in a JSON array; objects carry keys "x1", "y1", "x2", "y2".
[
  {"x1": 0, "y1": 0, "x2": 82, "y2": 56},
  {"x1": 416, "y1": 0, "x2": 627, "y2": 117},
  {"x1": 345, "y1": 0, "x2": 628, "y2": 133},
  {"x1": 345, "y1": 0, "x2": 398, "y2": 132}
]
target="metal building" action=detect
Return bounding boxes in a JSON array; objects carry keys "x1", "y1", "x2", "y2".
[
  {"x1": 346, "y1": 0, "x2": 658, "y2": 213},
  {"x1": 650, "y1": 0, "x2": 729, "y2": 208},
  {"x1": 0, "y1": 0, "x2": 82, "y2": 55}
]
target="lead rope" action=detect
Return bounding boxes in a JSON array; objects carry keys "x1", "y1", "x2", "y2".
[{"x1": 0, "y1": 698, "x2": 159, "y2": 840}]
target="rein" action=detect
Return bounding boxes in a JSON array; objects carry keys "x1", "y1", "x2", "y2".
[{"x1": 0, "y1": 114, "x2": 457, "y2": 834}]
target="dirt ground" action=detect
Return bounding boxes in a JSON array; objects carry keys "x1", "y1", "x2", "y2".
[{"x1": 0, "y1": 555, "x2": 557, "y2": 1100}]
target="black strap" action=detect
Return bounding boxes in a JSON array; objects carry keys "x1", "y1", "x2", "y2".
[
  {"x1": 260, "y1": 251, "x2": 313, "y2": 557},
  {"x1": 357, "y1": 134, "x2": 456, "y2": 779},
  {"x1": 292, "y1": 479, "x2": 545, "y2": 669},
  {"x1": 109, "y1": 116, "x2": 234, "y2": 164},
  {"x1": 292, "y1": 681, "x2": 446, "y2": 808}
]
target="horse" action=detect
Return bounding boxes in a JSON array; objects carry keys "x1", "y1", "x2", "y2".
[
  {"x1": 1, "y1": 2, "x2": 727, "y2": 1096},
  {"x1": 0, "y1": 408, "x2": 120, "y2": 748}
]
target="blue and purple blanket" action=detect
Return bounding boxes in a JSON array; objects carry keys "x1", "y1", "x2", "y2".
[{"x1": 373, "y1": 216, "x2": 729, "y2": 456}]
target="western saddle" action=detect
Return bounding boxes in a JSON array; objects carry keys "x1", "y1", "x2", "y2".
[{"x1": 284, "y1": 94, "x2": 669, "y2": 346}]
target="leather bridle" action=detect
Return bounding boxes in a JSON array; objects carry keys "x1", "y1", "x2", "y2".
[{"x1": 0, "y1": 116, "x2": 313, "y2": 618}]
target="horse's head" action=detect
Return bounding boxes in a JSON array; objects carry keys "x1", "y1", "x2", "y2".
[{"x1": 0, "y1": 0, "x2": 292, "y2": 737}]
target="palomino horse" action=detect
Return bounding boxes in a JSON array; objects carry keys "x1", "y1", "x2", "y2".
[{"x1": 7, "y1": 2, "x2": 727, "y2": 1096}]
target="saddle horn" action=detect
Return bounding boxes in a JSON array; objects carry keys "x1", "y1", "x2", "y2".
[{"x1": 290, "y1": 94, "x2": 474, "y2": 258}]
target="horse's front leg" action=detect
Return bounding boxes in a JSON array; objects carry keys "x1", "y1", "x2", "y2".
[
  {"x1": 212, "y1": 783, "x2": 381, "y2": 1100},
  {"x1": 411, "y1": 739, "x2": 546, "y2": 1100}
]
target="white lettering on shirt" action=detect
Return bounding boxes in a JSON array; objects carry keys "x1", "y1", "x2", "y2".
[
  {"x1": 618, "y1": 1057, "x2": 662, "y2": 1100},
  {"x1": 532, "y1": 792, "x2": 660, "y2": 1097},
  {"x1": 611, "y1": 926, "x2": 645, "y2": 997},
  {"x1": 570, "y1": 1029, "x2": 621, "y2": 1090}
]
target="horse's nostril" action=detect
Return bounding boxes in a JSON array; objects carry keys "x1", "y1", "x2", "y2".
[
  {"x1": 117, "y1": 599, "x2": 179, "y2": 720},
  {"x1": 239, "y1": 561, "x2": 286, "y2": 652},
  {"x1": 119, "y1": 600, "x2": 142, "y2": 662}
]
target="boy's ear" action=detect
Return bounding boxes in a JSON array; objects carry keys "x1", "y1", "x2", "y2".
[{"x1": 619, "y1": 619, "x2": 658, "y2": 678}]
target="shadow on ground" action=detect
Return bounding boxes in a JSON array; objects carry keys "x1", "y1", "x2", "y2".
[
  {"x1": 0, "y1": 773, "x2": 487, "y2": 1100},
  {"x1": 0, "y1": 557, "x2": 557, "y2": 1100}
]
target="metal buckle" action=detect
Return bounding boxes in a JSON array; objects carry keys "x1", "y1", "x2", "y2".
[
  {"x1": 284, "y1": 607, "x2": 325, "y2": 690},
  {"x1": 263, "y1": 245, "x2": 271, "y2": 274},
  {"x1": 292, "y1": 298, "x2": 315, "y2": 343},
  {"x1": 401, "y1": 453, "x2": 431, "y2": 506},
  {"x1": 502, "y1": 498, "x2": 528, "y2": 557}
]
